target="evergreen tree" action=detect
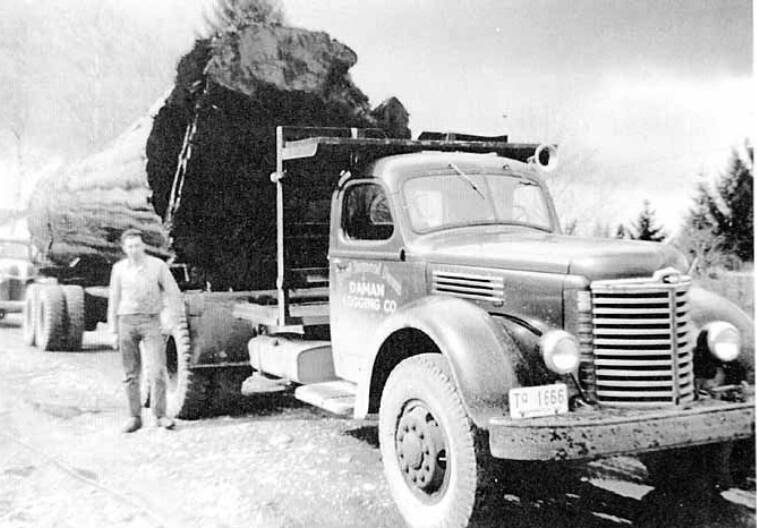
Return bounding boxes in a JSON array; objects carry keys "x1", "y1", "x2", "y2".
[
  {"x1": 615, "y1": 224, "x2": 627, "y2": 239},
  {"x1": 205, "y1": 0, "x2": 285, "y2": 35},
  {"x1": 682, "y1": 143, "x2": 754, "y2": 263},
  {"x1": 563, "y1": 218, "x2": 578, "y2": 235},
  {"x1": 709, "y1": 144, "x2": 753, "y2": 261},
  {"x1": 674, "y1": 142, "x2": 753, "y2": 272},
  {"x1": 689, "y1": 181, "x2": 716, "y2": 231},
  {"x1": 628, "y1": 200, "x2": 667, "y2": 242}
]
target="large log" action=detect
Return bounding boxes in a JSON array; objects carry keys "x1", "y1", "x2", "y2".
[
  {"x1": 27, "y1": 96, "x2": 171, "y2": 273},
  {"x1": 28, "y1": 23, "x2": 410, "y2": 289}
]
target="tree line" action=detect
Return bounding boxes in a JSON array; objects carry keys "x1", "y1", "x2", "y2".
[{"x1": 570, "y1": 141, "x2": 753, "y2": 274}]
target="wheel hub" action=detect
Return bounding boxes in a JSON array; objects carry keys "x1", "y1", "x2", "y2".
[{"x1": 396, "y1": 402, "x2": 447, "y2": 494}]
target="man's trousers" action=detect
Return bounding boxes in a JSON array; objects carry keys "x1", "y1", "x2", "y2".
[{"x1": 118, "y1": 314, "x2": 168, "y2": 419}]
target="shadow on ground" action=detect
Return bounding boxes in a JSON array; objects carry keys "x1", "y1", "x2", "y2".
[
  {"x1": 213, "y1": 389, "x2": 323, "y2": 420},
  {"x1": 469, "y1": 463, "x2": 753, "y2": 528},
  {"x1": 341, "y1": 422, "x2": 754, "y2": 528}
]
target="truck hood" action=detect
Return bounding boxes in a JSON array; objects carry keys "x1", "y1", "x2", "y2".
[{"x1": 412, "y1": 228, "x2": 688, "y2": 280}]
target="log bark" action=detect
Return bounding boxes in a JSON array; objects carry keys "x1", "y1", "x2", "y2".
[
  {"x1": 27, "y1": 99, "x2": 171, "y2": 273},
  {"x1": 28, "y1": 23, "x2": 410, "y2": 290}
]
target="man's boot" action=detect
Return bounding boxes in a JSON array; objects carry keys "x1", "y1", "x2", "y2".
[
  {"x1": 122, "y1": 416, "x2": 142, "y2": 433},
  {"x1": 156, "y1": 416, "x2": 175, "y2": 430}
]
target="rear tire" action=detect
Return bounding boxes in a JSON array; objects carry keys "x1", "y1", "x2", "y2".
[
  {"x1": 379, "y1": 354, "x2": 492, "y2": 528},
  {"x1": 61, "y1": 285, "x2": 85, "y2": 351},
  {"x1": 22, "y1": 284, "x2": 39, "y2": 346},
  {"x1": 35, "y1": 285, "x2": 67, "y2": 351}
]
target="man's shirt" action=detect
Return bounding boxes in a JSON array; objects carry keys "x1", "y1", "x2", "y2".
[{"x1": 107, "y1": 255, "x2": 181, "y2": 333}]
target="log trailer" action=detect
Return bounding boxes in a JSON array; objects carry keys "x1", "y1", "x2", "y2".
[{"x1": 22, "y1": 127, "x2": 754, "y2": 528}]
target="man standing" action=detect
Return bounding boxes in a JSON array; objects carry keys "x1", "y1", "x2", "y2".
[{"x1": 108, "y1": 229, "x2": 181, "y2": 433}]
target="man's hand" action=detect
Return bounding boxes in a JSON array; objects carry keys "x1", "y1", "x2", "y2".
[
  {"x1": 160, "y1": 310, "x2": 174, "y2": 336},
  {"x1": 108, "y1": 331, "x2": 119, "y2": 350}
]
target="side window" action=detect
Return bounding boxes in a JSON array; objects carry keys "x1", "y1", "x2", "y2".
[{"x1": 342, "y1": 183, "x2": 394, "y2": 241}]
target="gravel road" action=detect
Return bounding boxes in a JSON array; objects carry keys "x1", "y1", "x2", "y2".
[{"x1": 0, "y1": 314, "x2": 753, "y2": 528}]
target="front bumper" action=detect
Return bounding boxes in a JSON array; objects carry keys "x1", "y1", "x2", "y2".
[
  {"x1": 0, "y1": 300, "x2": 23, "y2": 313},
  {"x1": 488, "y1": 396, "x2": 755, "y2": 461}
]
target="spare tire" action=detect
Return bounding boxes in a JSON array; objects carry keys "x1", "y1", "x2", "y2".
[
  {"x1": 166, "y1": 304, "x2": 212, "y2": 419},
  {"x1": 35, "y1": 285, "x2": 67, "y2": 351},
  {"x1": 62, "y1": 285, "x2": 85, "y2": 351},
  {"x1": 22, "y1": 284, "x2": 40, "y2": 346}
]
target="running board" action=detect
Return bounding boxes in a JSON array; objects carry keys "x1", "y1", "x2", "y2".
[{"x1": 294, "y1": 381, "x2": 356, "y2": 416}]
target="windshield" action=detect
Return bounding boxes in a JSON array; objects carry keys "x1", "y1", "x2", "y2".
[
  {"x1": 0, "y1": 241, "x2": 30, "y2": 260},
  {"x1": 403, "y1": 172, "x2": 553, "y2": 233}
]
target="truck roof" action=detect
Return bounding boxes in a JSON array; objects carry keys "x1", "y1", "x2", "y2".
[{"x1": 365, "y1": 150, "x2": 536, "y2": 192}]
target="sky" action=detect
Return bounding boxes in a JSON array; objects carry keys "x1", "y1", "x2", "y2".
[
  {"x1": 1, "y1": 0, "x2": 753, "y2": 236},
  {"x1": 280, "y1": 0, "x2": 754, "y2": 233}
]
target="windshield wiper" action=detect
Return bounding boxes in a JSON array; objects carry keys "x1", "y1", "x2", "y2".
[{"x1": 448, "y1": 163, "x2": 485, "y2": 200}]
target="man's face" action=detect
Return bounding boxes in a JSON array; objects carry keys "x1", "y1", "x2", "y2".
[{"x1": 122, "y1": 236, "x2": 145, "y2": 260}]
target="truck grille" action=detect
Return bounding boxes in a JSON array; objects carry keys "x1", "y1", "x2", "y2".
[
  {"x1": 431, "y1": 271, "x2": 504, "y2": 303},
  {"x1": 589, "y1": 276, "x2": 694, "y2": 407}
]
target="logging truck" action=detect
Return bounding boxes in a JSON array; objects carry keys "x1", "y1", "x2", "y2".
[
  {"x1": 22, "y1": 127, "x2": 754, "y2": 528},
  {"x1": 231, "y1": 127, "x2": 754, "y2": 527}
]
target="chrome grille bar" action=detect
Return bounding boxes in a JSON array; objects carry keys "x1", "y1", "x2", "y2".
[{"x1": 590, "y1": 275, "x2": 694, "y2": 407}]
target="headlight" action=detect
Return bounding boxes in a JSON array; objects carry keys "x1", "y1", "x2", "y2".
[
  {"x1": 541, "y1": 330, "x2": 580, "y2": 374},
  {"x1": 704, "y1": 321, "x2": 741, "y2": 362}
]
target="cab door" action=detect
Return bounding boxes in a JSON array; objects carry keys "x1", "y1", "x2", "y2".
[{"x1": 329, "y1": 180, "x2": 415, "y2": 381}]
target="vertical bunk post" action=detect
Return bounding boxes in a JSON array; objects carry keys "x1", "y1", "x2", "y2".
[{"x1": 274, "y1": 126, "x2": 290, "y2": 326}]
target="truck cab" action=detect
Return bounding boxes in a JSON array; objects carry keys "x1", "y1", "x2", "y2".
[{"x1": 236, "y1": 127, "x2": 754, "y2": 528}]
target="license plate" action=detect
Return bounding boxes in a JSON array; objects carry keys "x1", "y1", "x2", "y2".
[{"x1": 508, "y1": 383, "x2": 568, "y2": 419}]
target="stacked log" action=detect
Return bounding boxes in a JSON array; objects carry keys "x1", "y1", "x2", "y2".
[{"x1": 29, "y1": 23, "x2": 410, "y2": 290}]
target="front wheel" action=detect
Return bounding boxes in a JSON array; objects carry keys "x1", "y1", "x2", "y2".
[{"x1": 379, "y1": 354, "x2": 490, "y2": 528}]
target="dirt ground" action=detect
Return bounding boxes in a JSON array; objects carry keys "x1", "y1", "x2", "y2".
[{"x1": 0, "y1": 313, "x2": 754, "y2": 528}]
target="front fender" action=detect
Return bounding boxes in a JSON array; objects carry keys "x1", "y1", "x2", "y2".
[
  {"x1": 495, "y1": 316, "x2": 561, "y2": 387},
  {"x1": 690, "y1": 286, "x2": 754, "y2": 382},
  {"x1": 355, "y1": 295, "x2": 519, "y2": 427}
]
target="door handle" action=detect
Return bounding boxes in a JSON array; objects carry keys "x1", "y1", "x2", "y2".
[{"x1": 335, "y1": 262, "x2": 348, "y2": 271}]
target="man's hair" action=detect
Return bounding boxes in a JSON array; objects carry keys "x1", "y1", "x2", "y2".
[{"x1": 120, "y1": 229, "x2": 144, "y2": 244}]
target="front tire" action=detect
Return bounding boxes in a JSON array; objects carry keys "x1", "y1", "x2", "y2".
[{"x1": 379, "y1": 354, "x2": 488, "y2": 528}]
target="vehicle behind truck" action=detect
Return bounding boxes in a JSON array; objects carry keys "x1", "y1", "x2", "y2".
[{"x1": 231, "y1": 127, "x2": 754, "y2": 528}]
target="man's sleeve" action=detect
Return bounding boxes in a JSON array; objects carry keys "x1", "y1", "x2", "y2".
[
  {"x1": 159, "y1": 261, "x2": 182, "y2": 327},
  {"x1": 107, "y1": 263, "x2": 120, "y2": 334}
]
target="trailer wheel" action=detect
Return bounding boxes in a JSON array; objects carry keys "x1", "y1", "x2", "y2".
[
  {"x1": 35, "y1": 285, "x2": 67, "y2": 351},
  {"x1": 61, "y1": 285, "x2": 85, "y2": 351},
  {"x1": 165, "y1": 309, "x2": 212, "y2": 419},
  {"x1": 22, "y1": 284, "x2": 40, "y2": 346},
  {"x1": 379, "y1": 354, "x2": 492, "y2": 528}
]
